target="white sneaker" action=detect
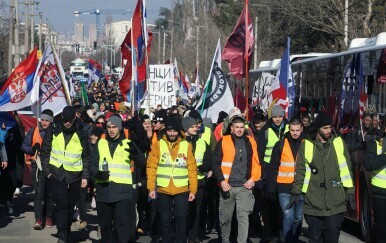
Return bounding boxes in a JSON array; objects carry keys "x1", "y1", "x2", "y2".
[
  {"x1": 91, "y1": 197, "x2": 96, "y2": 209},
  {"x1": 73, "y1": 208, "x2": 80, "y2": 221},
  {"x1": 14, "y1": 188, "x2": 20, "y2": 196}
]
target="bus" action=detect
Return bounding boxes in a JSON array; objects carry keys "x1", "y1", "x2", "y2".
[
  {"x1": 249, "y1": 32, "x2": 386, "y2": 242},
  {"x1": 69, "y1": 58, "x2": 87, "y2": 78}
]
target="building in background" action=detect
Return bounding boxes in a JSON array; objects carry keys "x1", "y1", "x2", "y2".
[
  {"x1": 105, "y1": 20, "x2": 131, "y2": 47},
  {"x1": 74, "y1": 21, "x2": 84, "y2": 43},
  {"x1": 89, "y1": 24, "x2": 96, "y2": 47}
]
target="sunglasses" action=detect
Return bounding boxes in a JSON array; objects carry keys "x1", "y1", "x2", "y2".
[{"x1": 96, "y1": 122, "x2": 105, "y2": 125}]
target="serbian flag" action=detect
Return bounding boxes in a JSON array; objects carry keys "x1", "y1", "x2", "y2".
[
  {"x1": 222, "y1": 1, "x2": 254, "y2": 80},
  {"x1": 271, "y1": 37, "x2": 294, "y2": 118},
  {"x1": 88, "y1": 58, "x2": 102, "y2": 85},
  {"x1": 180, "y1": 71, "x2": 191, "y2": 94},
  {"x1": 0, "y1": 48, "x2": 38, "y2": 111},
  {"x1": 194, "y1": 64, "x2": 201, "y2": 93},
  {"x1": 119, "y1": 29, "x2": 132, "y2": 101}
]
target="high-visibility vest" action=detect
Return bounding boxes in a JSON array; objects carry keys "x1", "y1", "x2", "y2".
[
  {"x1": 277, "y1": 138, "x2": 296, "y2": 184},
  {"x1": 31, "y1": 127, "x2": 42, "y2": 161},
  {"x1": 194, "y1": 138, "x2": 206, "y2": 180},
  {"x1": 101, "y1": 128, "x2": 129, "y2": 140},
  {"x1": 371, "y1": 141, "x2": 386, "y2": 189},
  {"x1": 301, "y1": 137, "x2": 353, "y2": 193},
  {"x1": 264, "y1": 125, "x2": 289, "y2": 163},
  {"x1": 156, "y1": 139, "x2": 189, "y2": 187},
  {"x1": 96, "y1": 138, "x2": 133, "y2": 184},
  {"x1": 49, "y1": 132, "x2": 83, "y2": 172},
  {"x1": 220, "y1": 135, "x2": 260, "y2": 183},
  {"x1": 201, "y1": 126, "x2": 211, "y2": 145}
]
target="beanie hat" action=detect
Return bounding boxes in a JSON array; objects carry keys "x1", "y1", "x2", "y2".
[
  {"x1": 152, "y1": 109, "x2": 168, "y2": 124},
  {"x1": 62, "y1": 106, "x2": 76, "y2": 123},
  {"x1": 165, "y1": 117, "x2": 181, "y2": 132},
  {"x1": 271, "y1": 105, "x2": 285, "y2": 117},
  {"x1": 41, "y1": 109, "x2": 54, "y2": 123},
  {"x1": 181, "y1": 117, "x2": 197, "y2": 132},
  {"x1": 107, "y1": 115, "x2": 123, "y2": 131},
  {"x1": 314, "y1": 111, "x2": 333, "y2": 130},
  {"x1": 217, "y1": 111, "x2": 228, "y2": 124},
  {"x1": 228, "y1": 107, "x2": 245, "y2": 122},
  {"x1": 91, "y1": 126, "x2": 104, "y2": 139},
  {"x1": 188, "y1": 110, "x2": 203, "y2": 123}
]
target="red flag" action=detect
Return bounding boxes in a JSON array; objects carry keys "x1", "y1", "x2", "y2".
[
  {"x1": 119, "y1": 29, "x2": 132, "y2": 101},
  {"x1": 132, "y1": 0, "x2": 147, "y2": 83},
  {"x1": 234, "y1": 86, "x2": 254, "y2": 122},
  {"x1": 222, "y1": 5, "x2": 254, "y2": 80}
]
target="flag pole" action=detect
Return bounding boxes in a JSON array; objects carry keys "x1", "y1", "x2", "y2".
[
  {"x1": 244, "y1": 0, "x2": 250, "y2": 120},
  {"x1": 52, "y1": 42, "x2": 72, "y2": 106}
]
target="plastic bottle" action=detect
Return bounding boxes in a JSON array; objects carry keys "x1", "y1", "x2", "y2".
[{"x1": 102, "y1": 157, "x2": 108, "y2": 171}]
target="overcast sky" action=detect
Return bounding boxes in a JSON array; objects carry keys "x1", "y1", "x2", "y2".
[{"x1": 37, "y1": 0, "x2": 172, "y2": 35}]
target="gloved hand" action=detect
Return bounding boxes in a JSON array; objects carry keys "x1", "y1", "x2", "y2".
[
  {"x1": 266, "y1": 192, "x2": 277, "y2": 202},
  {"x1": 285, "y1": 193, "x2": 301, "y2": 209},
  {"x1": 32, "y1": 143, "x2": 41, "y2": 153},
  {"x1": 125, "y1": 142, "x2": 138, "y2": 157},
  {"x1": 96, "y1": 171, "x2": 110, "y2": 181}
]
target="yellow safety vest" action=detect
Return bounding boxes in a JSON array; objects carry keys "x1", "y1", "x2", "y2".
[
  {"x1": 302, "y1": 137, "x2": 353, "y2": 193},
  {"x1": 264, "y1": 125, "x2": 289, "y2": 163},
  {"x1": 49, "y1": 132, "x2": 83, "y2": 172},
  {"x1": 201, "y1": 126, "x2": 211, "y2": 145},
  {"x1": 96, "y1": 138, "x2": 132, "y2": 184},
  {"x1": 156, "y1": 140, "x2": 189, "y2": 187},
  {"x1": 372, "y1": 141, "x2": 386, "y2": 189},
  {"x1": 194, "y1": 138, "x2": 206, "y2": 180}
]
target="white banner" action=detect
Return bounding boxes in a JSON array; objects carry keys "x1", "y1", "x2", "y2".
[
  {"x1": 252, "y1": 72, "x2": 275, "y2": 112},
  {"x1": 148, "y1": 64, "x2": 177, "y2": 109}
]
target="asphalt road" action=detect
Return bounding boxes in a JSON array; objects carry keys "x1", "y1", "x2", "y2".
[{"x1": 0, "y1": 186, "x2": 364, "y2": 243}]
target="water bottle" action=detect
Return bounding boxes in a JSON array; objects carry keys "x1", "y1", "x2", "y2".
[{"x1": 102, "y1": 158, "x2": 108, "y2": 171}]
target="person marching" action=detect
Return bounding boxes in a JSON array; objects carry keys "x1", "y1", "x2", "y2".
[
  {"x1": 40, "y1": 106, "x2": 90, "y2": 243},
  {"x1": 267, "y1": 118, "x2": 305, "y2": 243},
  {"x1": 21, "y1": 109, "x2": 55, "y2": 230},
  {"x1": 147, "y1": 117, "x2": 198, "y2": 243},
  {"x1": 90, "y1": 115, "x2": 146, "y2": 243},
  {"x1": 365, "y1": 132, "x2": 386, "y2": 243},
  {"x1": 292, "y1": 112, "x2": 354, "y2": 243},
  {"x1": 181, "y1": 117, "x2": 212, "y2": 243},
  {"x1": 213, "y1": 114, "x2": 261, "y2": 243}
]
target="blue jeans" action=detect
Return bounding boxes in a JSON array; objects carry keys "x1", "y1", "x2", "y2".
[{"x1": 278, "y1": 193, "x2": 304, "y2": 243}]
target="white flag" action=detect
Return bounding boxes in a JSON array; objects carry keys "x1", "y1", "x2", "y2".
[
  {"x1": 31, "y1": 43, "x2": 69, "y2": 116},
  {"x1": 195, "y1": 39, "x2": 234, "y2": 123}
]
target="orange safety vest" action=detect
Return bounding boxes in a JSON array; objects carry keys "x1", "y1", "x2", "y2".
[
  {"x1": 220, "y1": 135, "x2": 261, "y2": 183},
  {"x1": 101, "y1": 128, "x2": 130, "y2": 139},
  {"x1": 277, "y1": 138, "x2": 296, "y2": 184},
  {"x1": 31, "y1": 127, "x2": 42, "y2": 160}
]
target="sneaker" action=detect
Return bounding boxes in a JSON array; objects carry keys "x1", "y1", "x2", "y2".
[
  {"x1": 33, "y1": 219, "x2": 43, "y2": 230},
  {"x1": 45, "y1": 217, "x2": 53, "y2": 228},
  {"x1": 14, "y1": 188, "x2": 20, "y2": 196},
  {"x1": 73, "y1": 208, "x2": 79, "y2": 221},
  {"x1": 78, "y1": 220, "x2": 87, "y2": 230},
  {"x1": 91, "y1": 197, "x2": 96, "y2": 209}
]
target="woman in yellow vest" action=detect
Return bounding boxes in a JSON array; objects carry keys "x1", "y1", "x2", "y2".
[
  {"x1": 89, "y1": 115, "x2": 146, "y2": 243},
  {"x1": 147, "y1": 117, "x2": 198, "y2": 243},
  {"x1": 365, "y1": 135, "x2": 386, "y2": 243},
  {"x1": 182, "y1": 117, "x2": 212, "y2": 243},
  {"x1": 291, "y1": 112, "x2": 354, "y2": 243}
]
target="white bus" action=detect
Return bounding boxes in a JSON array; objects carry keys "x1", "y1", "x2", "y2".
[{"x1": 69, "y1": 58, "x2": 87, "y2": 79}]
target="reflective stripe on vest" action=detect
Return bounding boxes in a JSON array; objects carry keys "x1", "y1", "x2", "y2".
[
  {"x1": 301, "y1": 138, "x2": 353, "y2": 193},
  {"x1": 264, "y1": 125, "x2": 289, "y2": 163},
  {"x1": 49, "y1": 132, "x2": 83, "y2": 172},
  {"x1": 201, "y1": 126, "x2": 211, "y2": 145},
  {"x1": 31, "y1": 127, "x2": 42, "y2": 160},
  {"x1": 156, "y1": 140, "x2": 189, "y2": 187},
  {"x1": 96, "y1": 138, "x2": 132, "y2": 184},
  {"x1": 372, "y1": 141, "x2": 386, "y2": 189},
  {"x1": 277, "y1": 138, "x2": 296, "y2": 184},
  {"x1": 195, "y1": 138, "x2": 206, "y2": 180}
]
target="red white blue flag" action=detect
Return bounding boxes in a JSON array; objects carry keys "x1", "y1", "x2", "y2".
[
  {"x1": 88, "y1": 58, "x2": 102, "y2": 84},
  {"x1": 0, "y1": 48, "x2": 38, "y2": 111}
]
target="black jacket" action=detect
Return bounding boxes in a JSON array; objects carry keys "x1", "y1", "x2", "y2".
[
  {"x1": 89, "y1": 133, "x2": 146, "y2": 203},
  {"x1": 267, "y1": 132, "x2": 304, "y2": 193},
  {"x1": 213, "y1": 134, "x2": 254, "y2": 184},
  {"x1": 186, "y1": 134, "x2": 212, "y2": 187},
  {"x1": 21, "y1": 124, "x2": 50, "y2": 166},
  {"x1": 365, "y1": 139, "x2": 386, "y2": 199},
  {"x1": 40, "y1": 120, "x2": 90, "y2": 184}
]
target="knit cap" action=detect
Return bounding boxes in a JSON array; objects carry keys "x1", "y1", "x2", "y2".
[
  {"x1": 181, "y1": 117, "x2": 197, "y2": 132},
  {"x1": 271, "y1": 105, "x2": 285, "y2": 117},
  {"x1": 165, "y1": 117, "x2": 181, "y2": 132},
  {"x1": 107, "y1": 115, "x2": 123, "y2": 131},
  {"x1": 314, "y1": 112, "x2": 333, "y2": 129}
]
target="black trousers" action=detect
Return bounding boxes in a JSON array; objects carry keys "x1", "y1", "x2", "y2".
[
  {"x1": 205, "y1": 178, "x2": 220, "y2": 233},
  {"x1": 31, "y1": 165, "x2": 54, "y2": 220},
  {"x1": 96, "y1": 199, "x2": 136, "y2": 243},
  {"x1": 158, "y1": 192, "x2": 189, "y2": 243},
  {"x1": 188, "y1": 186, "x2": 205, "y2": 241},
  {"x1": 78, "y1": 187, "x2": 88, "y2": 221},
  {"x1": 373, "y1": 197, "x2": 386, "y2": 243},
  {"x1": 0, "y1": 168, "x2": 17, "y2": 202},
  {"x1": 260, "y1": 186, "x2": 281, "y2": 241},
  {"x1": 304, "y1": 213, "x2": 344, "y2": 243},
  {"x1": 49, "y1": 177, "x2": 81, "y2": 241}
]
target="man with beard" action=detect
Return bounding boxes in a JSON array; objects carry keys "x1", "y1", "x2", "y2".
[
  {"x1": 147, "y1": 117, "x2": 198, "y2": 243},
  {"x1": 40, "y1": 106, "x2": 90, "y2": 243},
  {"x1": 291, "y1": 112, "x2": 354, "y2": 243}
]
